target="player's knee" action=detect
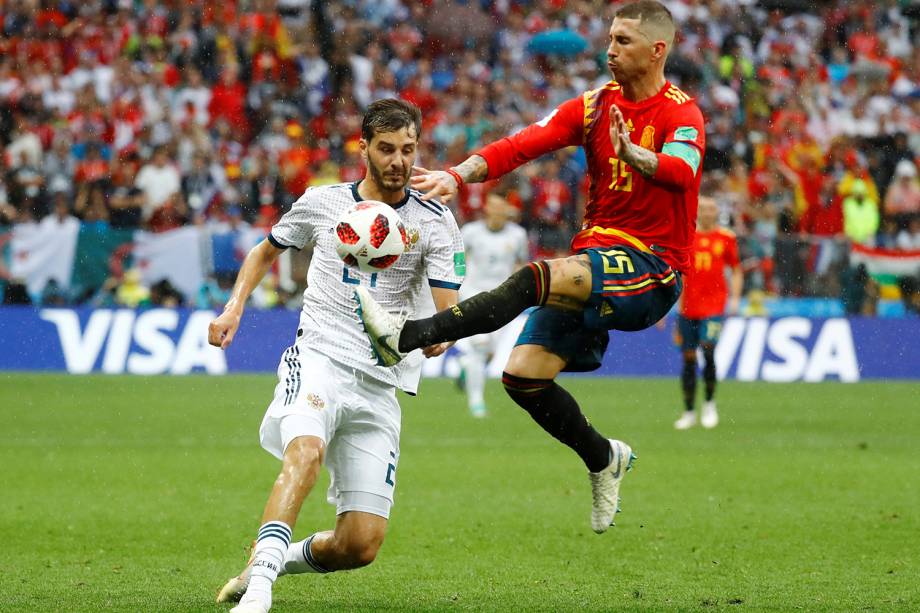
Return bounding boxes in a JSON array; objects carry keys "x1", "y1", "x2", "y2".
[
  {"x1": 337, "y1": 532, "x2": 384, "y2": 568},
  {"x1": 503, "y1": 351, "x2": 533, "y2": 379},
  {"x1": 682, "y1": 350, "x2": 698, "y2": 364},
  {"x1": 347, "y1": 540, "x2": 381, "y2": 568}
]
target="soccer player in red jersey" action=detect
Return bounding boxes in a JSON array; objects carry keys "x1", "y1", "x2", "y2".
[
  {"x1": 356, "y1": 0, "x2": 704, "y2": 534},
  {"x1": 673, "y1": 197, "x2": 742, "y2": 431}
]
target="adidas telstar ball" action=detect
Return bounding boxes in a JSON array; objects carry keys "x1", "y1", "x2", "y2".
[{"x1": 334, "y1": 200, "x2": 408, "y2": 273}]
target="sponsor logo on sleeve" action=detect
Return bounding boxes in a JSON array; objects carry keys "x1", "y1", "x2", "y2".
[{"x1": 454, "y1": 252, "x2": 466, "y2": 276}]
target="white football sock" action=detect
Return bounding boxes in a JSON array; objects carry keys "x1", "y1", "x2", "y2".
[
  {"x1": 243, "y1": 521, "x2": 292, "y2": 605},
  {"x1": 283, "y1": 533, "x2": 331, "y2": 574}
]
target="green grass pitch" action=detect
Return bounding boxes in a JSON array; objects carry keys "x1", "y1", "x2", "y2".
[{"x1": 2, "y1": 374, "x2": 918, "y2": 612}]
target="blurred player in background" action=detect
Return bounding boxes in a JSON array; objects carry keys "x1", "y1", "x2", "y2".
[
  {"x1": 356, "y1": 0, "x2": 705, "y2": 534},
  {"x1": 456, "y1": 194, "x2": 528, "y2": 417},
  {"x1": 207, "y1": 99, "x2": 463, "y2": 613},
  {"x1": 673, "y1": 197, "x2": 742, "y2": 430}
]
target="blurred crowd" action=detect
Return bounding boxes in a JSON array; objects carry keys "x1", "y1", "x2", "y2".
[{"x1": 1, "y1": 0, "x2": 919, "y2": 313}]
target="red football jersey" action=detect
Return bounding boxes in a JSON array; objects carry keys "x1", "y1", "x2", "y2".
[
  {"x1": 477, "y1": 80, "x2": 705, "y2": 273},
  {"x1": 680, "y1": 228, "x2": 740, "y2": 319}
]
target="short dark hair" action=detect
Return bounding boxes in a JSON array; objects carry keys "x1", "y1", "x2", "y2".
[
  {"x1": 361, "y1": 98, "x2": 422, "y2": 142},
  {"x1": 615, "y1": 0, "x2": 675, "y2": 45}
]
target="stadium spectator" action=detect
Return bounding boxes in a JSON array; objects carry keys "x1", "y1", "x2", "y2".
[
  {"x1": 896, "y1": 217, "x2": 920, "y2": 251},
  {"x1": 529, "y1": 157, "x2": 573, "y2": 257},
  {"x1": 108, "y1": 155, "x2": 146, "y2": 229},
  {"x1": 843, "y1": 179, "x2": 881, "y2": 246},
  {"x1": 134, "y1": 145, "x2": 181, "y2": 221},
  {"x1": 884, "y1": 160, "x2": 920, "y2": 228},
  {"x1": 149, "y1": 278, "x2": 185, "y2": 307}
]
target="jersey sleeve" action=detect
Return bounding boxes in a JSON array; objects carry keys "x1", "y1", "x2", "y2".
[
  {"x1": 460, "y1": 222, "x2": 476, "y2": 257},
  {"x1": 652, "y1": 102, "x2": 706, "y2": 190},
  {"x1": 268, "y1": 188, "x2": 320, "y2": 250},
  {"x1": 477, "y1": 96, "x2": 584, "y2": 181},
  {"x1": 425, "y1": 208, "x2": 465, "y2": 290}
]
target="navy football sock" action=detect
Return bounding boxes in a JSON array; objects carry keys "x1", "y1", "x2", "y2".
[
  {"x1": 502, "y1": 372, "x2": 611, "y2": 473},
  {"x1": 398, "y1": 262, "x2": 550, "y2": 352},
  {"x1": 702, "y1": 345, "x2": 716, "y2": 401},
  {"x1": 681, "y1": 356, "x2": 697, "y2": 412}
]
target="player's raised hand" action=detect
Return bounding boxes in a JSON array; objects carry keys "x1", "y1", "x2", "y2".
[
  {"x1": 609, "y1": 105, "x2": 632, "y2": 158},
  {"x1": 208, "y1": 310, "x2": 241, "y2": 350},
  {"x1": 410, "y1": 166, "x2": 460, "y2": 203}
]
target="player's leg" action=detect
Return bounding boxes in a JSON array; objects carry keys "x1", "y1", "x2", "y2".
[
  {"x1": 283, "y1": 373, "x2": 401, "y2": 574},
  {"x1": 285, "y1": 507, "x2": 388, "y2": 573},
  {"x1": 503, "y1": 344, "x2": 611, "y2": 471},
  {"x1": 399, "y1": 255, "x2": 591, "y2": 350},
  {"x1": 458, "y1": 334, "x2": 491, "y2": 417},
  {"x1": 699, "y1": 317, "x2": 722, "y2": 428},
  {"x1": 355, "y1": 255, "x2": 592, "y2": 365},
  {"x1": 225, "y1": 433, "x2": 325, "y2": 613},
  {"x1": 700, "y1": 343, "x2": 718, "y2": 428},
  {"x1": 219, "y1": 347, "x2": 336, "y2": 612},
  {"x1": 674, "y1": 316, "x2": 700, "y2": 430},
  {"x1": 500, "y1": 305, "x2": 634, "y2": 534}
]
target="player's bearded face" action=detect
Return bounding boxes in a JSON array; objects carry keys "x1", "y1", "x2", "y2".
[
  {"x1": 607, "y1": 18, "x2": 654, "y2": 81},
  {"x1": 365, "y1": 127, "x2": 417, "y2": 192}
]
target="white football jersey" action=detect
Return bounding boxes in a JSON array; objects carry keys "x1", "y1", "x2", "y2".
[
  {"x1": 269, "y1": 182, "x2": 464, "y2": 394},
  {"x1": 459, "y1": 220, "x2": 529, "y2": 298}
]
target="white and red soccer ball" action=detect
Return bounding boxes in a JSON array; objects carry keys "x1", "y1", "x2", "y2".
[{"x1": 334, "y1": 200, "x2": 408, "y2": 272}]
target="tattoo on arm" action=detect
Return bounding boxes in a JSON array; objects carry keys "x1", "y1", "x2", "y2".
[
  {"x1": 621, "y1": 143, "x2": 659, "y2": 178},
  {"x1": 453, "y1": 155, "x2": 489, "y2": 183}
]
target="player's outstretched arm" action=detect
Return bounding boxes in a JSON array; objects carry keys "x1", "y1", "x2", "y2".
[
  {"x1": 410, "y1": 155, "x2": 490, "y2": 203},
  {"x1": 208, "y1": 239, "x2": 284, "y2": 350}
]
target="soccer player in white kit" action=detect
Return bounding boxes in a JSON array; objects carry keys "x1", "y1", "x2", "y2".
[
  {"x1": 455, "y1": 194, "x2": 528, "y2": 417},
  {"x1": 207, "y1": 99, "x2": 464, "y2": 613}
]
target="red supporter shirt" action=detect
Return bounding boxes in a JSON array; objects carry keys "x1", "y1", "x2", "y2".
[
  {"x1": 531, "y1": 177, "x2": 571, "y2": 224},
  {"x1": 680, "y1": 228, "x2": 739, "y2": 319},
  {"x1": 476, "y1": 80, "x2": 705, "y2": 273}
]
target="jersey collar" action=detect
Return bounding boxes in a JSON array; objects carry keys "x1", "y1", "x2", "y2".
[
  {"x1": 351, "y1": 180, "x2": 411, "y2": 209},
  {"x1": 613, "y1": 80, "x2": 672, "y2": 110}
]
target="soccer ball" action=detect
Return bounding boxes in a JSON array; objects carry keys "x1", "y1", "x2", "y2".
[{"x1": 334, "y1": 200, "x2": 408, "y2": 273}]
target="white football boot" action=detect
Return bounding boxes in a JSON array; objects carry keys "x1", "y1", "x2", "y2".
[
  {"x1": 674, "y1": 410, "x2": 697, "y2": 430},
  {"x1": 217, "y1": 544, "x2": 255, "y2": 603},
  {"x1": 701, "y1": 400, "x2": 719, "y2": 429},
  {"x1": 469, "y1": 402, "x2": 487, "y2": 419},
  {"x1": 588, "y1": 439, "x2": 636, "y2": 533},
  {"x1": 354, "y1": 287, "x2": 408, "y2": 366}
]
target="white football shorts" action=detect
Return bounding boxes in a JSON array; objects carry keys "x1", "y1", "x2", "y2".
[{"x1": 259, "y1": 343, "x2": 400, "y2": 519}]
